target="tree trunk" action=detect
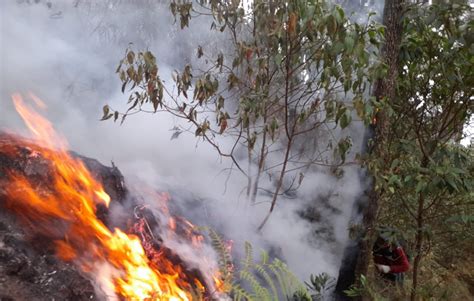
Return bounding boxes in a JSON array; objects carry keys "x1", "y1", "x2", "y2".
[
  {"x1": 411, "y1": 193, "x2": 424, "y2": 301},
  {"x1": 351, "y1": 0, "x2": 405, "y2": 299}
]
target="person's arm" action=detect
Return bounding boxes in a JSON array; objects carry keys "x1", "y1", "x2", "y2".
[
  {"x1": 388, "y1": 246, "x2": 410, "y2": 273},
  {"x1": 373, "y1": 253, "x2": 384, "y2": 265}
]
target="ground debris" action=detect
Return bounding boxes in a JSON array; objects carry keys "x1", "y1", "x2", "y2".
[{"x1": 0, "y1": 215, "x2": 96, "y2": 300}]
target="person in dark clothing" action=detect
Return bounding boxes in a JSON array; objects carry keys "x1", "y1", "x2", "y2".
[{"x1": 373, "y1": 234, "x2": 410, "y2": 283}]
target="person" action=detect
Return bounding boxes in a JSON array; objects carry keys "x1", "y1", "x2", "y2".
[{"x1": 372, "y1": 233, "x2": 410, "y2": 283}]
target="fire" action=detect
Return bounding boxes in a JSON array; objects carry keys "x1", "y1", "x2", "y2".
[{"x1": 3, "y1": 93, "x2": 223, "y2": 300}]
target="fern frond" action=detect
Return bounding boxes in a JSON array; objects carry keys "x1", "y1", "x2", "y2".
[
  {"x1": 240, "y1": 269, "x2": 273, "y2": 301},
  {"x1": 277, "y1": 259, "x2": 307, "y2": 295},
  {"x1": 254, "y1": 261, "x2": 278, "y2": 299},
  {"x1": 207, "y1": 237, "x2": 311, "y2": 301},
  {"x1": 209, "y1": 228, "x2": 231, "y2": 265},
  {"x1": 243, "y1": 241, "x2": 253, "y2": 270},
  {"x1": 261, "y1": 250, "x2": 269, "y2": 265},
  {"x1": 206, "y1": 227, "x2": 234, "y2": 294},
  {"x1": 267, "y1": 260, "x2": 290, "y2": 298},
  {"x1": 231, "y1": 282, "x2": 255, "y2": 301}
]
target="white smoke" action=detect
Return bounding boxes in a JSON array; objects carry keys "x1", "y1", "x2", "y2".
[{"x1": 0, "y1": 0, "x2": 383, "y2": 286}]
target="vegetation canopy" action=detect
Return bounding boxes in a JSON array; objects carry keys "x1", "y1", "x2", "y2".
[{"x1": 103, "y1": 0, "x2": 384, "y2": 229}]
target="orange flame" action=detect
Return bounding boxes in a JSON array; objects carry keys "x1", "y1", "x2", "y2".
[{"x1": 3, "y1": 93, "x2": 214, "y2": 300}]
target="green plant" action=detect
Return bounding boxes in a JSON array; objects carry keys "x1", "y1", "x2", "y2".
[
  {"x1": 207, "y1": 229, "x2": 311, "y2": 300},
  {"x1": 344, "y1": 274, "x2": 368, "y2": 298},
  {"x1": 366, "y1": 2, "x2": 473, "y2": 300},
  {"x1": 305, "y1": 273, "x2": 336, "y2": 300}
]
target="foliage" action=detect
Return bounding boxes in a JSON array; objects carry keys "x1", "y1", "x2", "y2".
[
  {"x1": 209, "y1": 228, "x2": 344, "y2": 300},
  {"x1": 208, "y1": 228, "x2": 234, "y2": 290},
  {"x1": 304, "y1": 272, "x2": 336, "y2": 301},
  {"x1": 104, "y1": 0, "x2": 385, "y2": 229},
  {"x1": 366, "y1": 1, "x2": 473, "y2": 299},
  {"x1": 344, "y1": 273, "x2": 410, "y2": 301},
  {"x1": 343, "y1": 274, "x2": 368, "y2": 298},
  {"x1": 207, "y1": 229, "x2": 312, "y2": 301}
]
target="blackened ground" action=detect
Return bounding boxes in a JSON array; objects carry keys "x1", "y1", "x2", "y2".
[{"x1": 0, "y1": 212, "x2": 96, "y2": 301}]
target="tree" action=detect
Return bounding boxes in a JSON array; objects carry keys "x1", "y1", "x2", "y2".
[
  {"x1": 352, "y1": 0, "x2": 405, "y2": 296},
  {"x1": 103, "y1": 0, "x2": 384, "y2": 229},
  {"x1": 350, "y1": 1, "x2": 473, "y2": 300},
  {"x1": 378, "y1": 2, "x2": 473, "y2": 299}
]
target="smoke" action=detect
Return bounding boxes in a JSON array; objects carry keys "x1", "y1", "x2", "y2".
[
  {"x1": 334, "y1": 0, "x2": 385, "y2": 23},
  {"x1": 0, "y1": 0, "x2": 383, "y2": 287}
]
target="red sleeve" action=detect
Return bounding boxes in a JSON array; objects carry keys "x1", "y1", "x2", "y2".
[{"x1": 389, "y1": 247, "x2": 410, "y2": 273}]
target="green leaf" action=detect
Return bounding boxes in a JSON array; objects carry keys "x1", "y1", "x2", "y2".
[
  {"x1": 335, "y1": 137, "x2": 352, "y2": 163},
  {"x1": 445, "y1": 175, "x2": 459, "y2": 192},
  {"x1": 326, "y1": 15, "x2": 337, "y2": 35},
  {"x1": 415, "y1": 180, "x2": 426, "y2": 194},
  {"x1": 344, "y1": 36, "x2": 354, "y2": 52},
  {"x1": 335, "y1": 105, "x2": 346, "y2": 125},
  {"x1": 340, "y1": 112, "x2": 351, "y2": 129},
  {"x1": 390, "y1": 159, "x2": 400, "y2": 170},
  {"x1": 335, "y1": 5, "x2": 345, "y2": 22}
]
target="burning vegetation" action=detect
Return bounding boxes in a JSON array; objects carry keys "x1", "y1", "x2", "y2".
[{"x1": 0, "y1": 93, "x2": 226, "y2": 300}]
